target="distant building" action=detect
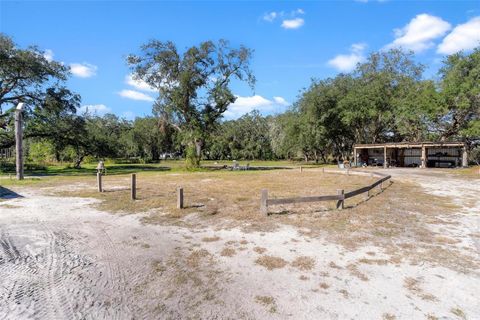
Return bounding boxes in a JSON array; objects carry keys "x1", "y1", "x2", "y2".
[{"x1": 353, "y1": 141, "x2": 468, "y2": 168}]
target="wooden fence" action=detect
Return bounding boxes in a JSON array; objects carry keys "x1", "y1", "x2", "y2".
[{"x1": 260, "y1": 170, "x2": 391, "y2": 215}]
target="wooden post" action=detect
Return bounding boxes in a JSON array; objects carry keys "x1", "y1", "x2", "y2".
[
  {"x1": 97, "y1": 172, "x2": 103, "y2": 192},
  {"x1": 15, "y1": 103, "x2": 24, "y2": 180},
  {"x1": 383, "y1": 146, "x2": 387, "y2": 169},
  {"x1": 421, "y1": 145, "x2": 426, "y2": 168},
  {"x1": 300, "y1": 166, "x2": 303, "y2": 173},
  {"x1": 177, "y1": 187, "x2": 184, "y2": 209},
  {"x1": 260, "y1": 189, "x2": 268, "y2": 215},
  {"x1": 347, "y1": 168, "x2": 350, "y2": 176},
  {"x1": 336, "y1": 189, "x2": 344, "y2": 210},
  {"x1": 353, "y1": 147, "x2": 357, "y2": 167},
  {"x1": 322, "y1": 168, "x2": 325, "y2": 174},
  {"x1": 365, "y1": 189, "x2": 370, "y2": 200},
  {"x1": 131, "y1": 173, "x2": 136, "y2": 200},
  {"x1": 462, "y1": 146, "x2": 468, "y2": 167}
]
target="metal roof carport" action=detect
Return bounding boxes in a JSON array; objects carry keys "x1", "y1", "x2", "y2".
[{"x1": 353, "y1": 142, "x2": 468, "y2": 168}]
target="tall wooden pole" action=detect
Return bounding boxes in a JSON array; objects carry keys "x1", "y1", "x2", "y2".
[
  {"x1": 15, "y1": 103, "x2": 25, "y2": 180},
  {"x1": 131, "y1": 173, "x2": 136, "y2": 200}
]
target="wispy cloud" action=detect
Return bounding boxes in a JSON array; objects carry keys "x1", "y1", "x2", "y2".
[
  {"x1": 224, "y1": 95, "x2": 290, "y2": 119},
  {"x1": 70, "y1": 62, "x2": 97, "y2": 78},
  {"x1": 78, "y1": 104, "x2": 111, "y2": 115},
  {"x1": 437, "y1": 16, "x2": 480, "y2": 55},
  {"x1": 387, "y1": 14, "x2": 451, "y2": 52},
  {"x1": 281, "y1": 18, "x2": 305, "y2": 29},
  {"x1": 328, "y1": 43, "x2": 367, "y2": 72},
  {"x1": 125, "y1": 74, "x2": 156, "y2": 92},
  {"x1": 118, "y1": 89, "x2": 154, "y2": 102},
  {"x1": 263, "y1": 11, "x2": 277, "y2": 22},
  {"x1": 263, "y1": 8, "x2": 305, "y2": 30}
]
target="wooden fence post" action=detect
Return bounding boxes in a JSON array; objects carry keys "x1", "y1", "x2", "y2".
[
  {"x1": 336, "y1": 189, "x2": 344, "y2": 210},
  {"x1": 15, "y1": 103, "x2": 24, "y2": 180},
  {"x1": 300, "y1": 166, "x2": 303, "y2": 173},
  {"x1": 177, "y1": 187, "x2": 184, "y2": 209},
  {"x1": 322, "y1": 168, "x2": 325, "y2": 174},
  {"x1": 97, "y1": 172, "x2": 103, "y2": 192},
  {"x1": 131, "y1": 173, "x2": 136, "y2": 200},
  {"x1": 260, "y1": 189, "x2": 268, "y2": 216},
  {"x1": 365, "y1": 188, "x2": 370, "y2": 200}
]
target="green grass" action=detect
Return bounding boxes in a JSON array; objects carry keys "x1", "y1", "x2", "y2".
[{"x1": 0, "y1": 159, "x2": 333, "y2": 178}]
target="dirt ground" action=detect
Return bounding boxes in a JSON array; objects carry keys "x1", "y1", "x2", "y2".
[{"x1": 0, "y1": 168, "x2": 479, "y2": 319}]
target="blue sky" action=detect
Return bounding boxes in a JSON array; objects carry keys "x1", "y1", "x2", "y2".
[{"x1": 1, "y1": 1, "x2": 479, "y2": 120}]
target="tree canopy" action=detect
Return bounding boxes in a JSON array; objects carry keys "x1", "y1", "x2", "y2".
[{"x1": 127, "y1": 39, "x2": 255, "y2": 167}]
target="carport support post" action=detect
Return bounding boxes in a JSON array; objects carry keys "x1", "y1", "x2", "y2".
[
  {"x1": 97, "y1": 172, "x2": 103, "y2": 192},
  {"x1": 421, "y1": 145, "x2": 427, "y2": 168},
  {"x1": 462, "y1": 146, "x2": 468, "y2": 167},
  {"x1": 336, "y1": 189, "x2": 344, "y2": 210},
  {"x1": 131, "y1": 173, "x2": 136, "y2": 200},
  {"x1": 15, "y1": 103, "x2": 25, "y2": 180},
  {"x1": 260, "y1": 189, "x2": 268, "y2": 216},
  {"x1": 177, "y1": 187, "x2": 184, "y2": 209},
  {"x1": 383, "y1": 146, "x2": 387, "y2": 169},
  {"x1": 353, "y1": 147, "x2": 357, "y2": 167}
]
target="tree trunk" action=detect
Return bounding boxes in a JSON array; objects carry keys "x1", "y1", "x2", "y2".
[
  {"x1": 73, "y1": 155, "x2": 84, "y2": 169},
  {"x1": 195, "y1": 139, "x2": 203, "y2": 158}
]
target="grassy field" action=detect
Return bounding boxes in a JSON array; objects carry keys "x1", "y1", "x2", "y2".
[{"x1": 0, "y1": 159, "x2": 329, "y2": 177}]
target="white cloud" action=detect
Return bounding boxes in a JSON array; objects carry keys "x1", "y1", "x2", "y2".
[
  {"x1": 70, "y1": 63, "x2": 97, "y2": 78},
  {"x1": 437, "y1": 17, "x2": 480, "y2": 55},
  {"x1": 387, "y1": 14, "x2": 451, "y2": 52},
  {"x1": 328, "y1": 43, "x2": 367, "y2": 72},
  {"x1": 43, "y1": 49, "x2": 54, "y2": 62},
  {"x1": 118, "y1": 89, "x2": 154, "y2": 102},
  {"x1": 78, "y1": 104, "x2": 111, "y2": 115},
  {"x1": 281, "y1": 18, "x2": 304, "y2": 29},
  {"x1": 224, "y1": 95, "x2": 290, "y2": 119},
  {"x1": 263, "y1": 11, "x2": 277, "y2": 22},
  {"x1": 273, "y1": 96, "x2": 289, "y2": 106},
  {"x1": 296, "y1": 8, "x2": 305, "y2": 15},
  {"x1": 125, "y1": 74, "x2": 156, "y2": 92}
]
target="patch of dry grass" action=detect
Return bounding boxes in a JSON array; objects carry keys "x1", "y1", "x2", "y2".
[
  {"x1": 220, "y1": 247, "x2": 236, "y2": 257},
  {"x1": 186, "y1": 249, "x2": 210, "y2": 268},
  {"x1": 0, "y1": 203, "x2": 21, "y2": 209},
  {"x1": 338, "y1": 289, "x2": 349, "y2": 299},
  {"x1": 255, "y1": 255, "x2": 288, "y2": 270},
  {"x1": 291, "y1": 256, "x2": 316, "y2": 271},
  {"x1": 382, "y1": 313, "x2": 396, "y2": 320},
  {"x1": 201, "y1": 236, "x2": 221, "y2": 242},
  {"x1": 358, "y1": 258, "x2": 389, "y2": 265},
  {"x1": 151, "y1": 260, "x2": 166, "y2": 274},
  {"x1": 403, "y1": 277, "x2": 437, "y2": 301},
  {"x1": 253, "y1": 246, "x2": 267, "y2": 254},
  {"x1": 450, "y1": 307, "x2": 467, "y2": 319},
  {"x1": 319, "y1": 282, "x2": 330, "y2": 289},
  {"x1": 347, "y1": 264, "x2": 369, "y2": 281},
  {"x1": 329, "y1": 261, "x2": 343, "y2": 269},
  {"x1": 255, "y1": 295, "x2": 277, "y2": 313}
]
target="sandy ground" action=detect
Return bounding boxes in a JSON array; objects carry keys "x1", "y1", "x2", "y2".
[{"x1": 0, "y1": 169, "x2": 479, "y2": 319}]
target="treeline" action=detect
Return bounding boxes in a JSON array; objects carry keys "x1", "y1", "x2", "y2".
[{"x1": 1, "y1": 33, "x2": 479, "y2": 168}]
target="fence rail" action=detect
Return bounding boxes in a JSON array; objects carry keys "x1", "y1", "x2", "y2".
[{"x1": 260, "y1": 170, "x2": 391, "y2": 215}]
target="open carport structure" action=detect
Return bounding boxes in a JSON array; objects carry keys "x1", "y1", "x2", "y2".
[{"x1": 353, "y1": 141, "x2": 468, "y2": 168}]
